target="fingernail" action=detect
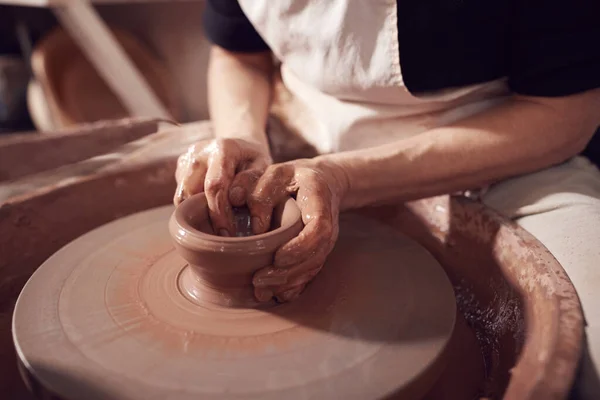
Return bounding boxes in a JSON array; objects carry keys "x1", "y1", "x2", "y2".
[
  {"x1": 255, "y1": 288, "x2": 273, "y2": 303},
  {"x1": 219, "y1": 229, "x2": 230, "y2": 237},
  {"x1": 251, "y1": 217, "x2": 263, "y2": 234}
]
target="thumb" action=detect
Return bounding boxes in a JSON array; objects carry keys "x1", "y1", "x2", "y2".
[{"x1": 174, "y1": 151, "x2": 208, "y2": 205}]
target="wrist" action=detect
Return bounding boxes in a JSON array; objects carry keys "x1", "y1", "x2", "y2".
[
  {"x1": 310, "y1": 155, "x2": 352, "y2": 208},
  {"x1": 216, "y1": 129, "x2": 272, "y2": 161}
]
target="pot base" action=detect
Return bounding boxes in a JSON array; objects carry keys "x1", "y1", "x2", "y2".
[
  {"x1": 177, "y1": 264, "x2": 274, "y2": 309},
  {"x1": 13, "y1": 205, "x2": 457, "y2": 400}
]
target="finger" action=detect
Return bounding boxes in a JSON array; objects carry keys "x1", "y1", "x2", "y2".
[
  {"x1": 255, "y1": 250, "x2": 326, "y2": 290},
  {"x1": 254, "y1": 287, "x2": 274, "y2": 303},
  {"x1": 285, "y1": 264, "x2": 323, "y2": 286},
  {"x1": 274, "y1": 282, "x2": 307, "y2": 303},
  {"x1": 174, "y1": 148, "x2": 208, "y2": 205},
  {"x1": 274, "y1": 182, "x2": 336, "y2": 267},
  {"x1": 175, "y1": 164, "x2": 208, "y2": 205},
  {"x1": 253, "y1": 267, "x2": 288, "y2": 288},
  {"x1": 253, "y1": 241, "x2": 328, "y2": 303},
  {"x1": 229, "y1": 168, "x2": 263, "y2": 207},
  {"x1": 174, "y1": 153, "x2": 189, "y2": 205},
  {"x1": 229, "y1": 158, "x2": 270, "y2": 207},
  {"x1": 272, "y1": 267, "x2": 321, "y2": 294},
  {"x1": 247, "y1": 164, "x2": 295, "y2": 235},
  {"x1": 204, "y1": 142, "x2": 239, "y2": 236},
  {"x1": 255, "y1": 274, "x2": 313, "y2": 303},
  {"x1": 269, "y1": 265, "x2": 322, "y2": 301}
]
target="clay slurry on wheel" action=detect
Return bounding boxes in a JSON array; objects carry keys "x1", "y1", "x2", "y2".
[{"x1": 12, "y1": 205, "x2": 456, "y2": 400}]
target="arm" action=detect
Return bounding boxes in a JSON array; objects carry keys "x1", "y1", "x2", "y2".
[
  {"x1": 174, "y1": 0, "x2": 275, "y2": 234},
  {"x1": 318, "y1": 89, "x2": 600, "y2": 210},
  {"x1": 202, "y1": 0, "x2": 274, "y2": 151},
  {"x1": 196, "y1": 47, "x2": 274, "y2": 234},
  {"x1": 315, "y1": 89, "x2": 600, "y2": 209},
  {"x1": 208, "y1": 46, "x2": 274, "y2": 151}
]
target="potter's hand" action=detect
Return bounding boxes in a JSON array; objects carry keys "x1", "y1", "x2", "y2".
[
  {"x1": 174, "y1": 138, "x2": 272, "y2": 236},
  {"x1": 250, "y1": 159, "x2": 349, "y2": 303}
]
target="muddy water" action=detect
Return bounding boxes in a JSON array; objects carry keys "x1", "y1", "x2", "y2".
[{"x1": 233, "y1": 207, "x2": 254, "y2": 237}]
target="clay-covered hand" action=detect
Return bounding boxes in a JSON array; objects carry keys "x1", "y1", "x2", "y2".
[
  {"x1": 249, "y1": 159, "x2": 349, "y2": 303},
  {"x1": 174, "y1": 138, "x2": 272, "y2": 236}
]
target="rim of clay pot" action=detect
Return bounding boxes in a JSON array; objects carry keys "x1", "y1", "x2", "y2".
[{"x1": 169, "y1": 192, "x2": 303, "y2": 253}]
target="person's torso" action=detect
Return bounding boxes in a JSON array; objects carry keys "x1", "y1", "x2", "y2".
[{"x1": 239, "y1": 0, "x2": 513, "y2": 153}]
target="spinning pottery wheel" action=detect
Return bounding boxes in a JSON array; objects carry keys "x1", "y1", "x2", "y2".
[{"x1": 13, "y1": 193, "x2": 456, "y2": 399}]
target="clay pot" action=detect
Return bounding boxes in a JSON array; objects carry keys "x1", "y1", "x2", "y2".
[{"x1": 168, "y1": 193, "x2": 303, "y2": 308}]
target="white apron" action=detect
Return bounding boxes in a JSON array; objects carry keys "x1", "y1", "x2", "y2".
[{"x1": 238, "y1": 0, "x2": 511, "y2": 153}]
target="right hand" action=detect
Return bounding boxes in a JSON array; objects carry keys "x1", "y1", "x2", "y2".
[{"x1": 174, "y1": 137, "x2": 272, "y2": 236}]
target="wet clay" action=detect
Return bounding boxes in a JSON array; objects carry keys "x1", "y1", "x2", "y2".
[
  {"x1": 13, "y1": 205, "x2": 456, "y2": 400},
  {"x1": 170, "y1": 193, "x2": 303, "y2": 308}
]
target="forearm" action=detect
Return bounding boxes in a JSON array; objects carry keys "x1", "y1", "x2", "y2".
[
  {"x1": 208, "y1": 46, "x2": 274, "y2": 151},
  {"x1": 319, "y1": 90, "x2": 600, "y2": 210}
]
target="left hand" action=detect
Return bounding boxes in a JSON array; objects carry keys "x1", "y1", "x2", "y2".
[
  {"x1": 247, "y1": 158, "x2": 349, "y2": 303},
  {"x1": 173, "y1": 138, "x2": 272, "y2": 236}
]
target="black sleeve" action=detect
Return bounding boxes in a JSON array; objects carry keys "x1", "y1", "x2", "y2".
[
  {"x1": 202, "y1": 0, "x2": 270, "y2": 53},
  {"x1": 508, "y1": 0, "x2": 600, "y2": 97}
]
